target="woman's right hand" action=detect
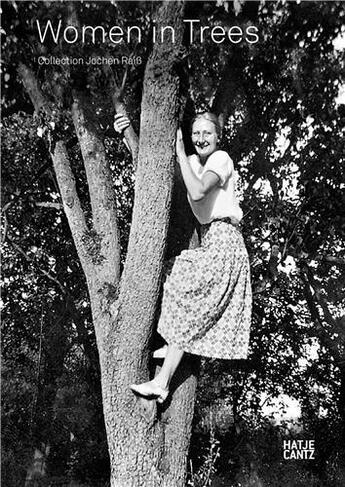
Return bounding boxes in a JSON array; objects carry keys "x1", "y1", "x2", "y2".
[{"x1": 114, "y1": 114, "x2": 130, "y2": 133}]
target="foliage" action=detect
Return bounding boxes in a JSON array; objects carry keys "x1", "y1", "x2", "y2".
[{"x1": 1, "y1": 0, "x2": 345, "y2": 485}]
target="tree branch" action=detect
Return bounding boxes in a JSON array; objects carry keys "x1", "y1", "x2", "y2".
[
  {"x1": 51, "y1": 1, "x2": 121, "y2": 285},
  {"x1": 52, "y1": 140, "x2": 93, "y2": 273},
  {"x1": 71, "y1": 92, "x2": 121, "y2": 284},
  {"x1": 35, "y1": 201, "x2": 63, "y2": 210},
  {"x1": 112, "y1": 90, "x2": 139, "y2": 164},
  {"x1": 18, "y1": 62, "x2": 49, "y2": 113},
  {"x1": 18, "y1": 63, "x2": 93, "y2": 277},
  {"x1": 313, "y1": 255, "x2": 345, "y2": 268},
  {"x1": 102, "y1": 63, "x2": 139, "y2": 163}
]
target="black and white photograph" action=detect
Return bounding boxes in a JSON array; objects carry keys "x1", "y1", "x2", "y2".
[{"x1": 1, "y1": 1, "x2": 345, "y2": 486}]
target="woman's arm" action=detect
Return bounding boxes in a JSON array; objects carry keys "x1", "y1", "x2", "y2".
[
  {"x1": 176, "y1": 129, "x2": 219, "y2": 202},
  {"x1": 114, "y1": 114, "x2": 138, "y2": 156}
]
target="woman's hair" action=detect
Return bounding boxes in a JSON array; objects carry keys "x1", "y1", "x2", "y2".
[{"x1": 191, "y1": 112, "x2": 222, "y2": 137}]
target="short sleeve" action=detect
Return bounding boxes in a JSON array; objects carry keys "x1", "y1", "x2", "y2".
[{"x1": 204, "y1": 151, "x2": 233, "y2": 187}]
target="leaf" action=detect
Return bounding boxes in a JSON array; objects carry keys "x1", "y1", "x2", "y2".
[
  {"x1": 37, "y1": 127, "x2": 44, "y2": 137},
  {"x1": 233, "y1": 0, "x2": 244, "y2": 16}
]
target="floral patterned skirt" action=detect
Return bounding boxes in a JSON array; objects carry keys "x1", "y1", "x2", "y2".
[{"x1": 157, "y1": 220, "x2": 252, "y2": 360}]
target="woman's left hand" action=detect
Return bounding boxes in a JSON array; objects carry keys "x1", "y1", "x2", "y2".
[{"x1": 176, "y1": 128, "x2": 185, "y2": 159}]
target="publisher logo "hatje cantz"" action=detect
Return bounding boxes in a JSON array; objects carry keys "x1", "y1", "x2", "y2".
[{"x1": 283, "y1": 440, "x2": 315, "y2": 460}]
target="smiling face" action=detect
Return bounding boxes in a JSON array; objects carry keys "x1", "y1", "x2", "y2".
[{"x1": 191, "y1": 118, "x2": 218, "y2": 161}]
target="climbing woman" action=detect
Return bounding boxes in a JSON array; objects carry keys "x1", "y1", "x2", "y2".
[{"x1": 114, "y1": 112, "x2": 252, "y2": 403}]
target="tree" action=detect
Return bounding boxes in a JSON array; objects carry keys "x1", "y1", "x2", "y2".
[{"x1": 3, "y1": 1, "x2": 200, "y2": 485}]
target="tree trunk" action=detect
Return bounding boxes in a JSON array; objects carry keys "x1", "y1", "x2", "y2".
[{"x1": 96, "y1": 3, "x2": 196, "y2": 486}]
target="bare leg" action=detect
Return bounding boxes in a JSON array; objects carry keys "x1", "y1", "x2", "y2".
[
  {"x1": 130, "y1": 344, "x2": 184, "y2": 402},
  {"x1": 154, "y1": 344, "x2": 184, "y2": 389}
]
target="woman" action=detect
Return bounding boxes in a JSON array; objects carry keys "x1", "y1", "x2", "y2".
[{"x1": 114, "y1": 112, "x2": 252, "y2": 403}]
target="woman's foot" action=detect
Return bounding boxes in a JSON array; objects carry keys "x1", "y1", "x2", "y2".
[
  {"x1": 130, "y1": 379, "x2": 169, "y2": 403},
  {"x1": 152, "y1": 345, "x2": 168, "y2": 359}
]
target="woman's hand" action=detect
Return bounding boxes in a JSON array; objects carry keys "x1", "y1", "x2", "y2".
[
  {"x1": 114, "y1": 114, "x2": 130, "y2": 133},
  {"x1": 176, "y1": 128, "x2": 186, "y2": 160}
]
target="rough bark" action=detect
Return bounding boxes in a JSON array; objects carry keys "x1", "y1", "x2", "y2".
[
  {"x1": 50, "y1": 141, "x2": 92, "y2": 276},
  {"x1": 71, "y1": 92, "x2": 121, "y2": 286},
  {"x1": 100, "y1": 2, "x2": 189, "y2": 485},
  {"x1": 160, "y1": 356, "x2": 199, "y2": 485},
  {"x1": 160, "y1": 157, "x2": 200, "y2": 484}
]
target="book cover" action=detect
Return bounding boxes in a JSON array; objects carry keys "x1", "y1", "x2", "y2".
[{"x1": 2, "y1": 1, "x2": 344, "y2": 486}]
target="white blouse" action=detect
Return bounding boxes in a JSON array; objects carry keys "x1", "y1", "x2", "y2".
[{"x1": 187, "y1": 150, "x2": 243, "y2": 225}]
